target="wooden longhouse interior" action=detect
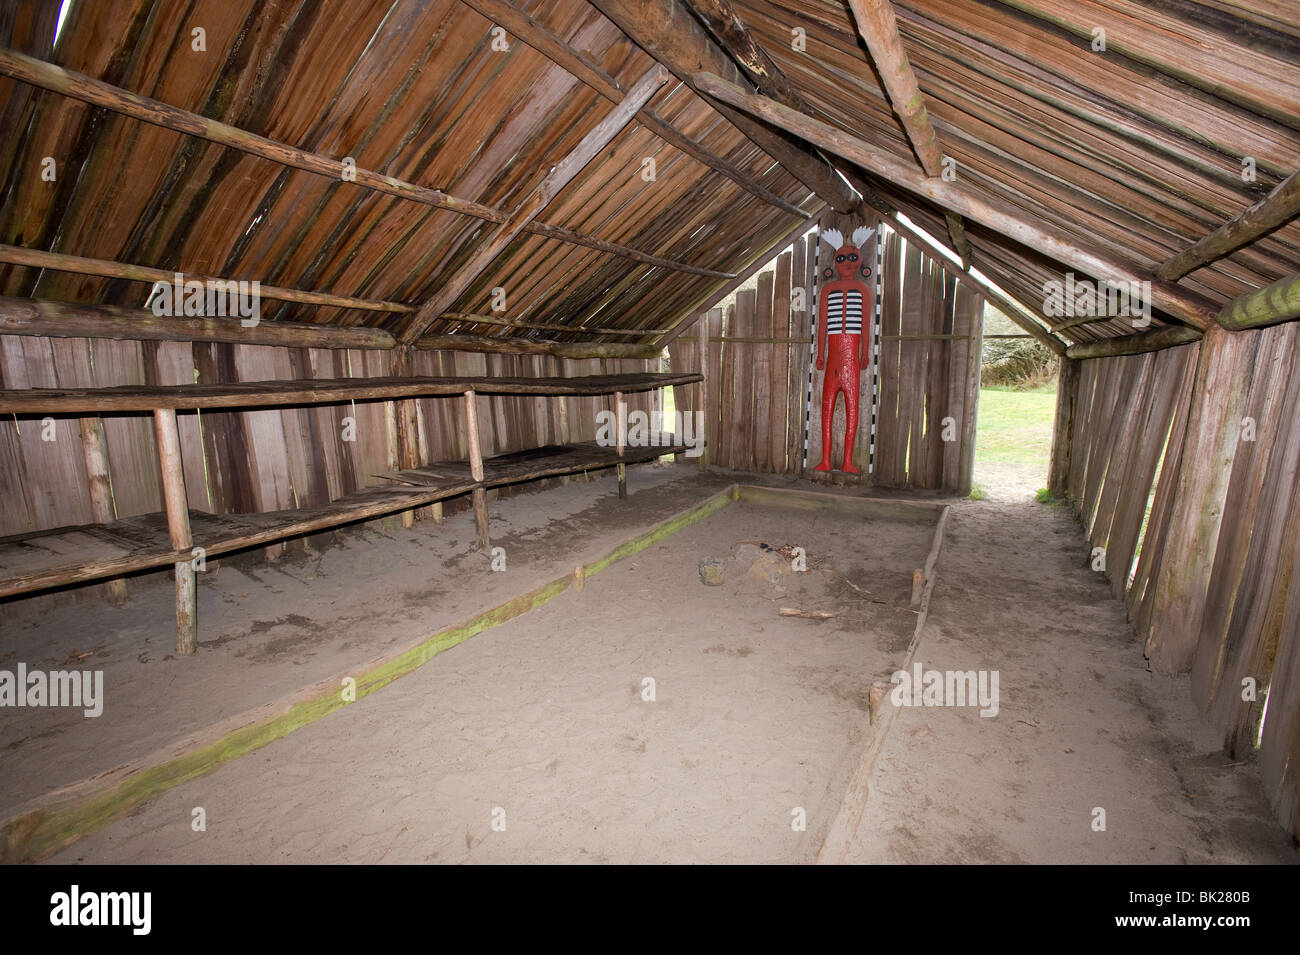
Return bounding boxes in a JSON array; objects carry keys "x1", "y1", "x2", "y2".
[{"x1": 0, "y1": 0, "x2": 1298, "y2": 868}]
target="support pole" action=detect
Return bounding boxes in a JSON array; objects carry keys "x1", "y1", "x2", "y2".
[
  {"x1": 464, "y1": 391, "x2": 490, "y2": 549},
  {"x1": 697, "y1": 316, "x2": 709, "y2": 471},
  {"x1": 615, "y1": 391, "x2": 628, "y2": 499},
  {"x1": 153, "y1": 408, "x2": 196, "y2": 655}
]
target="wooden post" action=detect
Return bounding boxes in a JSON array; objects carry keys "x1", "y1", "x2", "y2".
[
  {"x1": 79, "y1": 416, "x2": 127, "y2": 607},
  {"x1": 697, "y1": 315, "x2": 709, "y2": 470},
  {"x1": 153, "y1": 408, "x2": 196, "y2": 655},
  {"x1": 464, "y1": 391, "x2": 489, "y2": 549},
  {"x1": 1048, "y1": 357, "x2": 1079, "y2": 499},
  {"x1": 1216, "y1": 271, "x2": 1300, "y2": 331},
  {"x1": 615, "y1": 390, "x2": 628, "y2": 498}
]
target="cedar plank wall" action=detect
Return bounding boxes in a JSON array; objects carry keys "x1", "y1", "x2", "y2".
[
  {"x1": 1056, "y1": 328, "x2": 1300, "y2": 840},
  {"x1": 673, "y1": 224, "x2": 981, "y2": 491},
  {"x1": 0, "y1": 335, "x2": 655, "y2": 604}
]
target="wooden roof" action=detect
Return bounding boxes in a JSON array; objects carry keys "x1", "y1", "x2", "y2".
[{"x1": 1, "y1": 0, "x2": 1296, "y2": 348}]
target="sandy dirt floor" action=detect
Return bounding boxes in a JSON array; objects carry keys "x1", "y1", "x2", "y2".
[{"x1": 6, "y1": 458, "x2": 1297, "y2": 864}]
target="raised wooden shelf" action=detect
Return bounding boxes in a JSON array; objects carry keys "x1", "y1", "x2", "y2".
[
  {"x1": 0, "y1": 441, "x2": 684, "y2": 600},
  {"x1": 0, "y1": 372, "x2": 701, "y2": 413}
]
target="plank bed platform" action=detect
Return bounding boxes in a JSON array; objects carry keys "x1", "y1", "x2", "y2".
[
  {"x1": 377, "y1": 439, "x2": 687, "y2": 490},
  {"x1": 0, "y1": 440, "x2": 687, "y2": 601}
]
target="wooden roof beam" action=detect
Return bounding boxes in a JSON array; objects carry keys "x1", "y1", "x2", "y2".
[
  {"x1": 845, "y1": 0, "x2": 972, "y2": 269},
  {"x1": 1065, "y1": 325, "x2": 1202, "y2": 359},
  {"x1": 0, "y1": 296, "x2": 396, "y2": 350},
  {"x1": 693, "y1": 71, "x2": 1220, "y2": 330},
  {"x1": 397, "y1": 66, "x2": 669, "y2": 344},
  {"x1": 0, "y1": 47, "x2": 729, "y2": 281},
  {"x1": 590, "y1": 0, "x2": 861, "y2": 214},
  {"x1": 0, "y1": 244, "x2": 412, "y2": 314},
  {"x1": 461, "y1": 0, "x2": 808, "y2": 218},
  {"x1": 1157, "y1": 171, "x2": 1300, "y2": 281}
]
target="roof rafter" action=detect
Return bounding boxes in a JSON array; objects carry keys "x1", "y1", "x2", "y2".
[
  {"x1": 396, "y1": 65, "x2": 669, "y2": 344},
  {"x1": 843, "y1": 0, "x2": 974, "y2": 269},
  {"x1": 461, "y1": 0, "x2": 808, "y2": 218},
  {"x1": 693, "y1": 70, "x2": 1221, "y2": 329},
  {"x1": 0, "y1": 48, "x2": 730, "y2": 282}
]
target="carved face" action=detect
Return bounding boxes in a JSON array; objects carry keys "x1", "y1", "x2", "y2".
[{"x1": 833, "y1": 245, "x2": 861, "y2": 279}]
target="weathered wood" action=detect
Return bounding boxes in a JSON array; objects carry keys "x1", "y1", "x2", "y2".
[
  {"x1": 590, "y1": 0, "x2": 861, "y2": 213},
  {"x1": 1216, "y1": 271, "x2": 1300, "y2": 331},
  {"x1": 879, "y1": 211, "x2": 1067, "y2": 355},
  {"x1": 817, "y1": 503, "x2": 949, "y2": 864},
  {"x1": 1065, "y1": 325, "x2": 1203, "y2": 359},
  {"x1": 0, "y1": 48, "x2": 723, "y2": 280},
  {"x1": 0, "y1": 296, "x2": 396, "y2": 350},
  {"x1": 78, "y1": 416, "x2": 127, "y2": 607},
  {"x1": 692, "y1": 72, "x2": 1222, "y2": 330},
  {"x1": 0, "y1": 244, "x2": 410, "y2": 314},
  {"x1": 1146, "y1": 324, "x2": 1257, "y2": 672},
  {"x1": 0, "y1": 372, "x2": 700, "y2": 414},
  {"x1": 844, "y1": 0, "x2": 973, "y2": 264},
  {"x1": 442, "y1": 312, "x2": 670, "y2": 337},
  {"x1": 400, "y1": 66, "x2": 668, "y2": 343},
  {"x1": 1158, "y1": 174, "x2": 1299, "y2": 281},
  {"x1": 697, "y1": 311, "x2": 709, "y2": 471},
  {"x1": 1048, "y1": 358, "x2": 1079, "y2": 498},
  {"x1": 152, "y1": 409, "x2": 195, "y2": 655},
  {"x1": 461, "y1": 0, "x2": 807, "y2": 218},
  {"x1": 414, "y1": 333, "x2": 661, "y2": 359},
  {"x1": 464, "y1": 391, "x2": 489, "y2": 550},
  {"x1": 615, "y1": 390, "x2": 627, "y2": 499}
]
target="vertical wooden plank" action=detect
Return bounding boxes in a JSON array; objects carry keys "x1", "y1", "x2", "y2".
[
  {"x1": 731, "y1": 289, "x2": 757, "y2": 470},
  {"x1": 80, "y1": 415, "x2": 127, "y2": 606},
  {"x1": 1049, "y1": 357, "x2": 1080, "y2": 498},
  {"x1": 958, "y1": 289, "x2": 983, "y2": 496},
  {"x1": 706, "y1": 306, "x2": 723, "y2": 470},
  {"x1": 752, "y1": 270, "x2": 774, "y2": 473},
  {"x1": 769, "y1": 251, "x2": 793, "y2": 474},
  {"x1": 1146, "y1": 324, "x2": 1259, "y2": 673}
]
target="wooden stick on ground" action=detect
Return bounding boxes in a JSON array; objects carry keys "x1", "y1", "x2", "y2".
[{"x1": 817, "y1": 504, "x2": 950, "y2": 863}]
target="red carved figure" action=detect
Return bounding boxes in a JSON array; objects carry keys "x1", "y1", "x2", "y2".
[{"x1": 814, "y1": 225, "x2": 875, "y2": 473}]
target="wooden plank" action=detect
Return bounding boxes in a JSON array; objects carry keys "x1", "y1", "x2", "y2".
[
  {"x1": 1146, "y1": 324, "x2": 1259, "y2": 672},
  {"x1": 0, "y1": 372, "x2": 703, "y2": 413},
  {"x1": 769, "y1": 251, "x2": 793, "y2": 474},
  {"x1": 751, "y1": 271, "x2": 774, "y2": 472}
]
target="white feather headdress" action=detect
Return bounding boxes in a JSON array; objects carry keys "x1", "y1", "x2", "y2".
[
  {"x1": 820, "y1": 224, "x2": 876, "y2": 250},
  {"x1": 820, "y1": 228, "x2": 844, "y2": 250}
]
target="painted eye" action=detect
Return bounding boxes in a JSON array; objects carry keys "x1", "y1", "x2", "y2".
[
  {"x1": 836, "y1": 255, "x2": 846, "y2": 262},
  {"x1": 849, "y1": 254, "x2": 858, "y2": 261}
]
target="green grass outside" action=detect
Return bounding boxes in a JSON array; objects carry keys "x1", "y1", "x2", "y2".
[{"x1": 973, "y1": 379, "x2": 1057, "y2": 493}]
